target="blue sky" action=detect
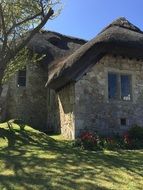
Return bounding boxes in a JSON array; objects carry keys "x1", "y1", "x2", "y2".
[{"x1": 45, "y1": 0, "x2": 143, "y2": 40}]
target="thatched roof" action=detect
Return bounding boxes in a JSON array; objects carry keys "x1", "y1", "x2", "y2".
[
  {"x1": 46, "y1": 17, "x2": 143, "y2": 90},
  {"x1": 28, "y1": 30, "x2": 87, "y2": 64}
]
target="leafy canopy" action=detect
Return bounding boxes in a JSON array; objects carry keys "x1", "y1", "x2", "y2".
[{"x1": 0, "y1": 0, "x2": 61, "y2": 83}]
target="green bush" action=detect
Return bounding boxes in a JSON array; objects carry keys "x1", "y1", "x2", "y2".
[{"x1": 128, "y1": 125, "x2": 143, "y2": 140}]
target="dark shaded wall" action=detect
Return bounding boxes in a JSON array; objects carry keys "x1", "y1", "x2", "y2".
[
  {"x1": 47, "y1": 89, "x2": 60, "y2": 133},
  {"x1": 6, "y1": 63, "x2": 48, "y2": 131}
]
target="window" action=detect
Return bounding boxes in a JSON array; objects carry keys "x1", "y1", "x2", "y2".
[
  {"x1": 108, "y1": 73, "x2": 132, "y2": 101},
  {"x1": 108, "y1": 73, "x2": 118, "y2": 99},
  {"x1": 121, "y1": 75, "x2": 131, "y2": 101},
  {"x1": 120, "y1": 118, "x2": 127, "y2": 126},
  {"x1": 17, "y1": 68, "x2": 26, "y2": 87}
]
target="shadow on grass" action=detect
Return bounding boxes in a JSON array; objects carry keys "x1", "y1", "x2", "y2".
[{"x1": 0, "y1": 126, "x2": 143, "y2": 190}]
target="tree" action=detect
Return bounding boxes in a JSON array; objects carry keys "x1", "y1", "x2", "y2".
[{"x1": 0, "y1": 0, "x2": 61, "y2": 94}]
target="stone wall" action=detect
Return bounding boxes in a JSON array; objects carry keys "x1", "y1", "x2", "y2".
[
  {"x1": 6, "y1": 63, "x2": 48, "y2": 131},
  {"x1": 74, "y1": 54, "x2": 143, "y2": 137},
  {"x1": 57, "y1": 83, "x2": 75, "y2": 139},
  {"x1": 47, "y1": 88, "x2": 60, "y2": 133}
]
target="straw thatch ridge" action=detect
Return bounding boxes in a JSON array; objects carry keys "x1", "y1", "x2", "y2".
[
  {"x1": 46, "y1": 17, "x2": 143, "y2": 90},
  {"x1": 27, "y1": 30, "x2": 87, "y2": 69},
  {"x1": 28, "y1": 30, "x2": 87, "y2": 55}
]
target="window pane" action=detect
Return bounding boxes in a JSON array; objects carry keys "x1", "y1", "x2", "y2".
[
  {"x1": 19, "y1": 70, "x2": 26, "y2": 77},
  {"x1": 17, "y1": 69, "x2": 26, "y2": 87},
  {"x1": 121, "y1": 75, "x2": 131, "y2": 101},
  {"x1": 120, "y1": 118, "x2": 127, "y2": 126},
  {"x1": 108, "y1": 73, "x2": 118, "y2": 99}
]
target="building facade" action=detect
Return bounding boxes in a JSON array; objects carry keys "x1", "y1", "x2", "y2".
[{"x1": 4, "y1": 18, "x2": 143, "y2": 139}]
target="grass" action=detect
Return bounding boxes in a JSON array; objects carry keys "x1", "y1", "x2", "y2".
[{"x1": 0, "y1": 123, "x2": 143, "y2": 190}]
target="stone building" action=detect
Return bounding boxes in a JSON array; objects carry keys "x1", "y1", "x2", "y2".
[
  {"x1": 3, "y1": 17, "x2": 143, "y2": 139},
  {"x1": 4, "y1": 30, "x2": 86, "y2": 132}
]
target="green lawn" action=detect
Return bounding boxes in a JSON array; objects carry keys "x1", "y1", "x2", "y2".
[{"x1": 0, "y1": 123, "x2": 143, "y2": 190}]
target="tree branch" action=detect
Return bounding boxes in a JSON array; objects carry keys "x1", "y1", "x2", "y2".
[
  {"x1": 7, "y1": 11, "x2": 42, "y2": 36},
  {"x1": 0, "y1": 4, "x2": 7, "y2": 54},
  {"x1": 9, "y1": 7, "x2": 54, "y2": 61}
]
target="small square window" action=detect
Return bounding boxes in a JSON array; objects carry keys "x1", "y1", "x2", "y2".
[{"x1": 120, "y1": 118, "x2": 127, "y2": 126}]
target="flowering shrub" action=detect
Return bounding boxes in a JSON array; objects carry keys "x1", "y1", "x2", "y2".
[
  {"x1": 80, "y1": 132, "x2": 101, "y2": 150},
  {"x1": 73, "y1": 127, "x2": 143, "y2": 151}
]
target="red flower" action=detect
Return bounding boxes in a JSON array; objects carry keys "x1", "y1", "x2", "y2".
[
  {"x1": 123, "y1": 132, "x2": 131, "y2": 144},
  {"x1": 80, "y1": 132, "x2": 98, "y2": 145}
]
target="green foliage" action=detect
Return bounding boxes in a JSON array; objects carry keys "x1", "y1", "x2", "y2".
[
  {"x1": 2, "y1": 48, "x2": 45, "y2": 83},
  {"x1": 1, "y1": 0, "x2": 62, "y2": 38},
  {"x1": 0, "y1": 0, "x2": 62, "y2": 87},
  {"x1": 128, "y1": 125, "x2": 143, "y2": 140}
]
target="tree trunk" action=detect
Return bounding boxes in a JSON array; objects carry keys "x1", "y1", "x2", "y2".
[{"x1": 0, "y1": 59, "x2": 8, "y2": 121}]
